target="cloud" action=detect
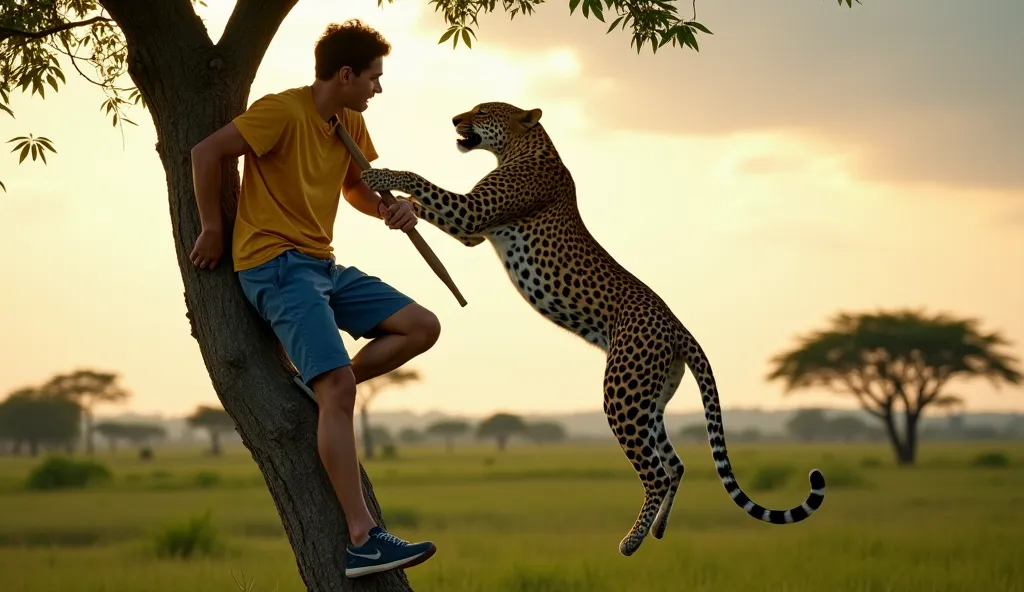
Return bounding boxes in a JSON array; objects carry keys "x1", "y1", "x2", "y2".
[{"x1": 413, "y1": 0, "x2": 1024, "y2": 193}]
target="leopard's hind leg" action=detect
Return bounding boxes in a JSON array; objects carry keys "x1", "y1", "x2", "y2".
[
  {"x1": 603, "y1": 328, "x2": 676, "y2": 556},
  {"x1": 651, "y1": 353, "x2": 688, "y2": 540}
]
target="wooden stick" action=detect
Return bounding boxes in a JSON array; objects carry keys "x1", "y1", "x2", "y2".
[{"x1": 332, "y1": 119, "x2": 468, "y2": 308}]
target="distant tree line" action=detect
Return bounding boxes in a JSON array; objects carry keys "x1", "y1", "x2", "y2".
[
  {"x1": 366, "y1": 412, "x2": 569, "y2": 454},
  {"x1": 353, "y1": 369, "x2": 570, "y2": 457},
  {"x1": 4, "y1": 309, "x2": 1020, "y2": 468},
  {"x1": 0, "y1": 369, "x2": 132, "y2": 456},
  {"x1": 0, "y1": 368, "x2": 239, "y2": 458}
]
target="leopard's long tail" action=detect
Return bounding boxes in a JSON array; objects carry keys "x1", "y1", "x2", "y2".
[{"x1": 680, "y1": 330, "x2": 827, "y2": 524}]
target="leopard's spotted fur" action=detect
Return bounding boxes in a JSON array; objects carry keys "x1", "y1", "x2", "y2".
[{"x1": 361, "y1": 102, "x2": 827, "y2": 556}]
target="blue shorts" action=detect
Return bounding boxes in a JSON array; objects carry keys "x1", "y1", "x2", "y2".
[{"x1": 237, "y1": 248, "x2": 414, "y2": 385}]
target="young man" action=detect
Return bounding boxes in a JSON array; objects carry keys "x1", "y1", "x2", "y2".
[{"x1": 188, "y1": 20, "x2": 439, "y2": 578}]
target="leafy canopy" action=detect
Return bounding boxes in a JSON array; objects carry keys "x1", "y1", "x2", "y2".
[
  {"x1": 766, "y1": 308, "x2": 1022, "y2": 417},
  {"x1": 0, "y1": 0, "x2": 861, "y2": 191}
]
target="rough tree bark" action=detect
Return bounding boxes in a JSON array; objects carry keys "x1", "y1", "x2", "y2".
[{"x1": 97, "y1": 1, "x2": 415, "y2": 589}]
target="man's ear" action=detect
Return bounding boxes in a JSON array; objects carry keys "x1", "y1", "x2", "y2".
[
  {"x1": 518, "y1": 108, "x2": 542, "y2": 129},
  {"x1": 338, "y1": 66, "x2": 353, "y2": 83}
]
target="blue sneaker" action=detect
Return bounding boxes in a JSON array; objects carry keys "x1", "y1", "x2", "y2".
[{"x1": 345, "y1": 526, "x2": 436, "y2": 578}]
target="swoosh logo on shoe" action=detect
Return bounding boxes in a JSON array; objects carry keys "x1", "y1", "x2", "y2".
[{"x1": 348, "y1": 549, "x2": 382, "y2": 560}]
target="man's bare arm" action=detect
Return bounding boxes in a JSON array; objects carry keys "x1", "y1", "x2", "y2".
[
  {"x1": 189, "y1": 123, "x2": 252, "y2": 269},
  {"x1": 342, "y1": 178, "x2": 386, "y2": 219},
  {"x1": 191, "y1": 122, "x2": 252, "y2": 233}
]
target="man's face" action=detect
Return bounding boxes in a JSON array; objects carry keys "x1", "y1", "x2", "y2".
[{"x1": 340, "y1": 57, "x2": 383, "y2": 112}]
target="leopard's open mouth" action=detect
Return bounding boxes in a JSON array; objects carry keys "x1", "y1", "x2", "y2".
[{"x1": 456, "y1": 128, "x2": 482, "y2": 149}]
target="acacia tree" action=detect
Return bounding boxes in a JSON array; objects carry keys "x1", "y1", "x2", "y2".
[
  {"x1": 476, "y1": 412, "x2": 527, "y2": 450},
  {"x1": 42, "y1": 369, "x2": 131, "y2": 455},
  {"x1": 186, "y1": 404, "x2": 237, "y2": 455},
  {"x1": 1, "y1": 0, "x2": 860, "y2": 589},
  {"x1": 424, "y1": 418, "x2": 470, "y2": 451},
  {"x1": 0, "y1": 387, "x2": 83, "y2": 455},
  {"x1": 766, "y1": 309, "x2": 1022, "y2": 465}
]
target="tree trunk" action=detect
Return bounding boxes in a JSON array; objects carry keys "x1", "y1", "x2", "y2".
[
  {"x1": 880, "y1": 410, "x2": 907, "y2": 465},
  {"x1": 210, "y1": 430, "x2": 222, "y2": 457},
  {"x1": 878, "y1": 409, "x2": 919, "y2": 465},
  {"x1": 98, "y1": 1, "x2": 414, "y2": 590},
  {"x1": 84, "y1": 408, "x2": 95, "y2": 455},
  {"x1": 899, "y1": 408, "x2": 920, "y2": 465}
]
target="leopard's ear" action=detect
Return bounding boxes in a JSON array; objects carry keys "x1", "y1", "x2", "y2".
[{"x1": 517, "y1": 108, "x2": 542, "y2": 130}]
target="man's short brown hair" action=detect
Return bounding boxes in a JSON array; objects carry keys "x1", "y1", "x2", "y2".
[{"x1": 314, "y1": 19, "x2": 391, "y2": 80}]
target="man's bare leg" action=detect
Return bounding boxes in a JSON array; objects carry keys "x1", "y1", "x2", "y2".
[
  {"x1": 308, "y1": 303, "x2": 440, "y2": 546},
  {"x1": 307, "y1": 359, "x2": 436, "y2": 579},
  {"x1": 350, "y1": 303, "x2": 441, "y2": 385},
  {"x1": 310, "y1": 366, "x2": 378, "y2": 545}
]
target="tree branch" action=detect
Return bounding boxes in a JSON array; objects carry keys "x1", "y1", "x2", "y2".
[
  {"x1": 851, "y1": 368, "x2": 891, "y2": 409},
  {"x1": 838, "y1": 374, "x2": 887, "y2": 419},
  {"x1": 217, "y1": 0, "x2": 300, "y2": 84},
  {"x1": 98, "y1": 0, "x2": 208, "y2": 50},
  {"x1": 918, "y1": 377, "x2": 947, "y2": 408},
  {"x1": 0, "y1": 16, "x2": 112, "y2": 43}
]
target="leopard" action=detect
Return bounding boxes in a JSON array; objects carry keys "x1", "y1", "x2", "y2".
[{"x1": 360, "y1": 101, "x2": 827, "y2": 556}]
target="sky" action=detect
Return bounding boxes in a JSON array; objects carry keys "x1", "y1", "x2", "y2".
[{"x1": 1, "y1": 0, "x2": 1022, "y2": 421}]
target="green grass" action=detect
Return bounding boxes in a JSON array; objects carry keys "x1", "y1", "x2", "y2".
[{"x1": 1, "y1": 440, "x2": 1022, "y2": 591}]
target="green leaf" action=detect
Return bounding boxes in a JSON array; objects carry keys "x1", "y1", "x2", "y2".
[
  {"x1": 686, "y1": 20, "x2": 713, "y2": 35},
  {"x1": 0, "y1": 0, "x2": 866, "y2": 192},
  {"x1": 36, "y1": 137, "x2": 56, "y2": 152}
]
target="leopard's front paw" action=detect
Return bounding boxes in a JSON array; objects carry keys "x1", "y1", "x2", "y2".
[{"x1": 361, "y1": 168, "x2": 414, "y2": 193}]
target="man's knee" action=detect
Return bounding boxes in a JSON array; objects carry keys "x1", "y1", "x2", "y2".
[
  {"x1": 310, "y1": 366, "x2": 357, "y2": 415},
  {"x1": 408, "y1": 304, "x2": 441, "y2": 352},
  {"x1": 379, "y1": 302, "x2": 441, "y2": 351}
]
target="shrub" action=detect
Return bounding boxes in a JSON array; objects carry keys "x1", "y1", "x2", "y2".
[
  {"x1": 380, "y1": 443, "x2": 398, "y2": 460},
  {"x1": 380, "y1": 507, "x2": 420, "y2": 529},
  {"x1": 820, "y1": 464, "x2": 870, "y2": 489},
  {"x1": 191, "y1": 471, "x2": 222, "y2": 488},
  {"x1": 25, "y1": 457, "x2": 112, "y2": 491},
  {"x1": 972, "y1": 451, "x2": 1010, "y2": 468},
  {"x1": 749, "y1": 464, "x2": 793, "y2": 492},
  {"x1": 152, "y1": 511, "x2": 224, "y2": 559}
]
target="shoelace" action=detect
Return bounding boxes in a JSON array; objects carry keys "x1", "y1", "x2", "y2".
[{"x1": 373, "y1": 530, "x2": 408, "y2": 546}]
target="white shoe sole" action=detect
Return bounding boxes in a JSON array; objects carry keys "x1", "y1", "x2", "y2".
[{"x1": 345, "y1": 546, "x2": 436, "y2": 578}]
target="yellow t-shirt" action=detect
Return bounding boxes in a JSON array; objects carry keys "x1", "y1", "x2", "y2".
[{"x1": 230, "y1": 85, "x2": 378, "y2": 271}]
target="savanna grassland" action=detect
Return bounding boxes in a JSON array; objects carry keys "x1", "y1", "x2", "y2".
[{"x1": 0, "y1": 439, "x2": 1021, "y2": 592}]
